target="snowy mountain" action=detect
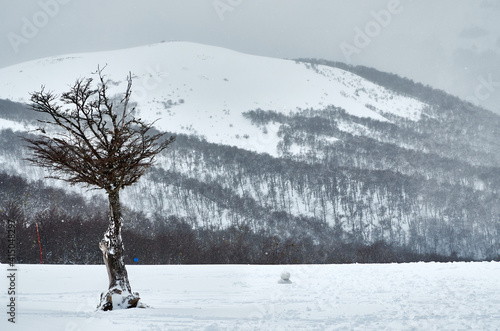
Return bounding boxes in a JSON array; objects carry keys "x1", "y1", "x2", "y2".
[
  {"x1": 1, "y1": 42, "x2": 500, "y2": 261},
  {"x1": 0, "y1": 42, "x2": 427, "y2": 156}
]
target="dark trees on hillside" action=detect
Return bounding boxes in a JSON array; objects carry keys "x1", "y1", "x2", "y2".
[{"x1": 24, "y1": 67, "x2": 175, "y2": 311}]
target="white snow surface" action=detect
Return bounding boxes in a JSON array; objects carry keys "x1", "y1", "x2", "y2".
[
  {"x1": 1, "y1": 262, "x2": 499, "y2": 330},
  {"x1": 0, "y1": 118, "x2": 33, "y2": 132},
  {"x1": 0, "y1": 42, "x2": 427, "y2": 156}
]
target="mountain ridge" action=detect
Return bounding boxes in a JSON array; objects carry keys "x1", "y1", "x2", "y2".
[
  {"x1": 1, "y1": 42, "x2": 500, "y2": 260},
  {"x1": 0, "y1": 41, "x2": 428, "y2": 156}
]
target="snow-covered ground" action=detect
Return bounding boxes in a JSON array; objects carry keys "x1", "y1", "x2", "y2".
[
  {"x1": 0, "y1": 118, "x2": 33, "y2": 132},
  {"x1": 1, "y1": 262, "x2": 499, "y2": 330}
]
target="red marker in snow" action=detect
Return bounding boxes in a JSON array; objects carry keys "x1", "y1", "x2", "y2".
[{"x1": 36, "y1": 222, "x2": 43, "y2": 264}]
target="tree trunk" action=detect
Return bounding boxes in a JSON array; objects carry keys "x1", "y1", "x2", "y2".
[{"x1": 97, "y1": 190, "x2": 141, "y2": 311}]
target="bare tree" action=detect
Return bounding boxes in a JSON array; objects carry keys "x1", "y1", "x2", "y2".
[{"x1": 24, "y1": 67, "x2": 175, "y2": 310}]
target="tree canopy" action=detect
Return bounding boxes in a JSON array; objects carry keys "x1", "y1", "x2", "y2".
[{"x1": 25, "y1": 66, "x2": 174, "y2": 194}]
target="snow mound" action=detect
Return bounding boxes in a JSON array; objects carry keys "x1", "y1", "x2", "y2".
[{"x1": 278, "y1": 271, "x2": 292, "y2": 284}]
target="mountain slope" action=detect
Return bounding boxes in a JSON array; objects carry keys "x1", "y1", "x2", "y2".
[
  {"x1": 0, "y1": 42, "x2": 426, "y2": 156},
  {"x1": 1, "y1": 42, "x2": 500, "y2": 260}
]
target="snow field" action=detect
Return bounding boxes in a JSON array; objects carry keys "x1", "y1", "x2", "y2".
[{"x1": 1, "y1": 262, "x2": 499, "y2": 330}]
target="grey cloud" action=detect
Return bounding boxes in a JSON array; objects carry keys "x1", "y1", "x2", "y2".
[
  {"x1": 460, "y1": 27, "x2": 489, "y2": 39},
  {"x1": 480, "y1": 0, "x2": 500, "y2": 9}
]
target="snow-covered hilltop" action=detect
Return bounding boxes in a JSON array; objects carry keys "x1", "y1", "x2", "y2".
[{"x1": 0, "y1": 41, "x2": 426, "y2": 156}]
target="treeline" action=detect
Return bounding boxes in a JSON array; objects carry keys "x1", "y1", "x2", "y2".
[
  {"x1": 244, "y1": 106, "x2": 500, "y2": 190},
  {"x1": 243, "y1": 108, "x2": 500, "y2": 190},
  {"x1": 125, "y1": 131, "x2": 500, "y2": 259},
  {"x1": 0, "y1": 196, "x2": 468, "y2": 265},
  {"x1": 3, "y1": 118, "x2": 500, "y2": 260},
  {"x1": 123, "y1": 216, "x2": 470, "y2": 264},
  {"x1": 0, "y1": 99, "x2": 48, "y2": 123},
  {"x1": 297, "y1": 58, "x2": 474, "y2": 111},
  {"x1": 297, "y1": 59, "x2": 500, "y2": 167}
]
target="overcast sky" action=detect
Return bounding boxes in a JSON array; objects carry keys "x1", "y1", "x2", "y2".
[{"x1": 2, "y1": 0, "x2": 500, "y2": 112}]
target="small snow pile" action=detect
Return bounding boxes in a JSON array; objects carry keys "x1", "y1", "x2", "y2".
[{"x1": 278, "y1": 271, "x2": 292, "y2": 284}]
